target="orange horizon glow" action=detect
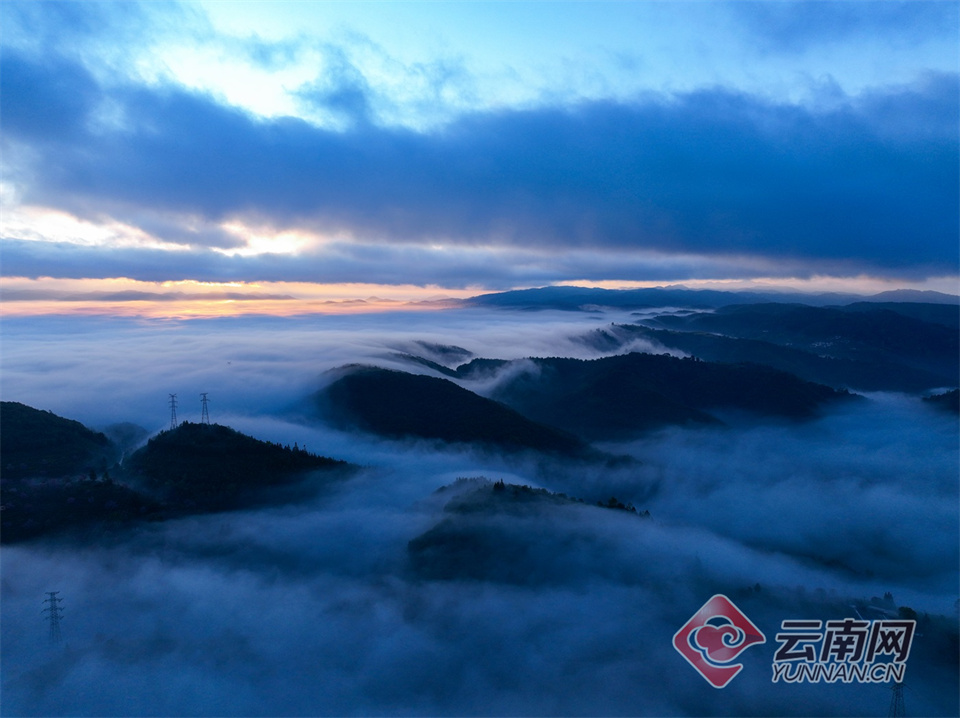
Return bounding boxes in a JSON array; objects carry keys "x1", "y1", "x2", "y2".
[
  {"x1": 2, "y1": 275, "x2": 957, "y2": 319},
  {"x1": 0, "y1": 297, "x2": 467, "y2": 319},
  {"x1": 0, "y1": 278, "x2": 479, "y2": 319}
]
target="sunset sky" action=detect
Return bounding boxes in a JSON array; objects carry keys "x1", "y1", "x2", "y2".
[{"x1": 2, "y1": 1, "x2": 958, "y2": 316}]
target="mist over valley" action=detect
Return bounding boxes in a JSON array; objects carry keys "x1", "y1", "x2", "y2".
[{"x1": 2, "y1": 295, "x2": 957, "y2": 716}]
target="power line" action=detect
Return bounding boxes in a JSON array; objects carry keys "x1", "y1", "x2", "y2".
[
  {"x1": 42, "y1": 591, "x2": 63, "y2": 645},
  {"x1": 169, "y1": 393, "x2": 178, "y2": 430}
]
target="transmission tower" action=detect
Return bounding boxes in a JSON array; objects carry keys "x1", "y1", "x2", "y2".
[
  {"x1": 200, "y1": 392, "x2": 210, "y2": 424},
  {"x1": 42, "y1": 591, "x2": 63, "y2": 644},
  {"x1": 169, "y1": 393, "x2": 178, "y2": 429},
  {"x1": 888, "y1": 681, "x2": 906, "y2": 718}
]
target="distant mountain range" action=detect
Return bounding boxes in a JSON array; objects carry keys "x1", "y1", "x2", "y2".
[
  {"x1": 647, "y1": 303, "x2": 958, "y2": 387},
  {"x1": 315, "y1": 352, "x2": 853, "y2": 449},
  {"x1": 466, "y1": 298, "x2": 960, "y2": 400},
  {"x1": 314, "y1": 296, "x2": 958, "y2": 449},
  {"x1": 4, "y1": 291, "x2": 957, "y2": 543},
  {"x1": 459, "y1": 352, "x2": 852, "y2": 439},
  {"x1": 585, "y1": 324, "x2": 949, "y2": 394},
  {"x1": 465, "y1": 285, "x2": 960, "y2": 311}
]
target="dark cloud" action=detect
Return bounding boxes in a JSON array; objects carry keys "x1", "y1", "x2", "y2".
[
  {"x1": 0, "y1": 240, "x2": 236, "y2": 284},
  {"x1": 0, "y1": 288, "x2": 295, "y2": 303},
  {"x1": 2, "y1": 49, "x2": 957, "y2": 280},
  {"x1": 293, "y1": 41, "x2": 474, "y2": 131},
  {"x1": 730, "y1": 1, "x2": 958, "y2": 53},
  {"x1": 0, "y1": 51, "x2": 101, "y2": 142},
  {"x1": 237, "y1": 36, "x2": 303, "y2": 72},
  {"x1": 295, "y1": 45, "x2": 375, "y2": 127},
  {"x1": 0, "y1": 237, "x2": 786, "y2": 287}
]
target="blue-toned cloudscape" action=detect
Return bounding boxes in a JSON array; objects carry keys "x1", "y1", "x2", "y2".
[
  {"x1": 2, "y1": 7, "x2": 959, "y2": 715},
  {"x1": 1, "y1": 1, "x2": 957, "y2": 294}
]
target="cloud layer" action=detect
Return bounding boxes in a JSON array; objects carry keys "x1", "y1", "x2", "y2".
[
  {"x1": 2, "y1": 434, "x2": 957, "y2": 718},
  {"x1": 1, "y1": 309, "x2": 957, "y2": 716},
  {"x1": 2, "y1": 18, "x2": 957, "y2": 286}
]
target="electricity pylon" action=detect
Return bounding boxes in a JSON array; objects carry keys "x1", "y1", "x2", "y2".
[
  {"x1": 169, "y1": 393, "x2": 178, "y2": 429},
  {"x1": 42, "y1": 591, "x2": 63, "y2": 644},
  {"x1": 200, "y1": 392, "x2": 210, "y2": 424}
]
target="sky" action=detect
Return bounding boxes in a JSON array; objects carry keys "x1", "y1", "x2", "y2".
[{"x1": 1, "y1": 0, "x2": 959, "y2": 315}]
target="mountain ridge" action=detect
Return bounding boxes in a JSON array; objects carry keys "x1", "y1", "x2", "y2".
[
  {"x1": 0, "y1": 404, "x2": 351, "y2": 543},
  {"x1": 313, "y1": 365, "x2": 591, "y2": 456},
  {"x1": 455, "y1": 351, "x2": 853, "y2": 440},
  {"x1": 464, "y1": 285, "x2": 960, "y2": 311}
]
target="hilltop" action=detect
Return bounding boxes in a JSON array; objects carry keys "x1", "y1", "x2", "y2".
[
  {"x1": 408, "y1": 478, "x2": 650, "y2": 584},
  {"x1": 1, "y1": 404, "x2": 351, "y2": 543},
  {"x1": 0, "y1": 401, "x2": 117, "y2": 479},
  {"x1": 924, "y1": 389, "x2": 960, "y2": 415},
  {"x1": 314, "y1": 366, "x2": 589, "y2": 456},
  {"x1": 455, "y1": 352, "x2": 852, "y2": 440},
  {"x1": 124, "y1": 422, "x2": 350, "y2": 511}
]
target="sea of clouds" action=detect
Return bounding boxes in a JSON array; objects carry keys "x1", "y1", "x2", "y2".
[{"x1": 1, "y1": 307, "x2": 956, "y2": 716}]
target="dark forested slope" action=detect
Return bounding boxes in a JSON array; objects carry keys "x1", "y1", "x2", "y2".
[
  {"x1": 457, "y1": 352, "x2": 851, "y2": 440},
  {"x1": 651, "y1": 303, "x2": 958, "y2": 384},
  {"x1": 124, "y1": 422, "x2": 349, "y2": 510},
  {"x1": 1, "y1": 401, "x2": 117, "y2": 479},
  {"x1": 316, "y1": 367, "x2": 587, "y2": 456},
  {"x1": 1, "y1": 405, "x2": 351, "y2": 543},
  {"x1": 581, "y1": 324, "x2": 949, "y2": 393}
]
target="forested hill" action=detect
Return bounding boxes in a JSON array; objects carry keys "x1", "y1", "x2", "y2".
[
  {"x1": 124, "y1": 422, "x2": 349, "y2": 511},
  {"x1": 924, "y1": 389, "x2": 960, "y2": 414},
  {"x1": 1, "y1": 405, "x2": 351, "y2": 543},
  {"x1": 651, "y1": 303, "x2": 958, "y2": 384},
  {"x1": 0, "y1": 401, "x2": 117, "y2": 479},
  {"x1": 315, "y1": 366, "x2": 589, "y2": 456},
  {"x1": 455, "y1": 352, "x2": 853, "y2": 440},
  {"x1": 578, "y1": 324, "x2": 949, "y2": 394},
  {"x1": 318, "y1": 354, "x2": 852, "y2": 448}
]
